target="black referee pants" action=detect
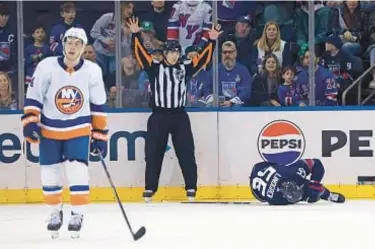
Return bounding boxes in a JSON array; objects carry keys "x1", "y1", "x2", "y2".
[{"x1": 145, "y1": 111, "x2": 197, "y2": 193}]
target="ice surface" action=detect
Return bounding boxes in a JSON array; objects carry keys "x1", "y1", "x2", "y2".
[{"x1": 0, "y1": 201, "x2": 374, "y2": 249}]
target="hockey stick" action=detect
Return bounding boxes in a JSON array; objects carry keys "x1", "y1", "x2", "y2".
[{"x1": 98, "y1": 153, "x2": 146, "y2": 241}]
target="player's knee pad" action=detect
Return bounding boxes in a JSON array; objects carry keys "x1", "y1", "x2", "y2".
[
  {"x1": 65, "y1": 160, "x2": 89, "y2": 208},
  {"x1": 40, "y1": 164, "x2": 63, "y2": 206}
]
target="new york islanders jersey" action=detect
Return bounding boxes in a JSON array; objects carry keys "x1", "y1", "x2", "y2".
[
  {"x1": 24, "y1": 56, "x2": 107, "y2": 140},
  {"x1": 167, "y1": 1, "x2": 212, "y2": 52},
  {"x1": 250, "y1": 159, "x2": 321, "y2": 205}
]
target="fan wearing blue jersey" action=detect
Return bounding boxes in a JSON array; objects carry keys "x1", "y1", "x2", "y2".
[{"x1": 249, "y1": 159, "x2": 345, "y2": 205}]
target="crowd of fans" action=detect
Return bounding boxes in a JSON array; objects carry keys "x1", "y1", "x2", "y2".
[{"x1": 1, "y1": 0, "x2": 375, "y2": 109}]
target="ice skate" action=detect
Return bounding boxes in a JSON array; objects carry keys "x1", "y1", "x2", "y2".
[
  {"x1": 47, "y1": 210, "x2": 63, "y2": 239},
  {"x1": 68, "y1": 212, "x2": 83, "y2": 239},
  {"x1": 187, "y1": 189, "x2": 196, "y2": 202},
  {"x1": 328, "y1": 192, "x2": 345, "y2": 203},
  {"x1": 143, "y1": 190, "x2": 153, "y2": 203}
]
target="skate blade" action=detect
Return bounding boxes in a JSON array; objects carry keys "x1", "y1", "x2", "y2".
[
  {"x1": 144, "y1": 197, "x2": 152, "y2": 203},
  {"x1": 70, "y1": 231, "x2": 80, "y2": 239},
  {"x1": 50, "y1": 231, "x2": 59, "y2": 239}
]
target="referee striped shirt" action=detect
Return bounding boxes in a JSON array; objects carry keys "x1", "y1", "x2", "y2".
[{"x1": 132, "y1": 32, "x2": 215, "y2": 111}]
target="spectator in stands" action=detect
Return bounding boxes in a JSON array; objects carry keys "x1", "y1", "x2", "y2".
[
  {"x1": 332, "y1": 0, "x2": 368, "y2": 56},
  {"x1": 0, "y1": 4, "x2": 16, "y2": 76},
  {"x1": 90, "y1": 1, "x2": 134, "y2": 75},
  {"x1": 254, "y1": 1, "x2": 297, "y2": 42},
  {"x1": 167, "y1": 0, "x2": 212, "y2": 53},
  {"x1": 185, "y1": 45, "x2": 207, "y2": 107},
  {"x1": 25, "y1": 25, "x2": 50, "y2": 87},
  {"x1": 296, "y1": 1, "x2": 332, "y2": 56},
  {"x1": 106, "y1": 55, "x2": 140, "y2": 92},
  {"x1": 82, "y1": 44, "x2": 96, "y2": 62},
  {"x1": 49, "y1": 2, "x2": 83, "y2": 56},
  {"x1": 278, "y1": 66, "x2": 306, "y2": 106},
  {"x1": 319, "y1": 34, "x2": 356, "y2": 94},
  {"x1": 222, "y1": 15, "x2": 256, "y2": 72},
  {"x1": 106, "y1": 54, "x2": 149, "y2": 108},
  {"x1": 250, "y1": 53, "x2": 281, "y2": 107},
  {"x1": 217, "y1": 0, "x2": 256, "y2": 35},
  {"x1": 140, "y1": 21, "x2": 163, "y2": 51},
  {"x1": 250, "y1": 21, "x2": 292, "y2": 76},
  {"x1": 139, "y1": 0, "x2": 170, "y2": 42},
  {"x1": 204, "y1": 41, "x2": 252, "y2": 107},
  {"x1": 0, "y1": 71, "x2": 16, "y2": 110},
  {"x1": 364, "y1": 9, "x2": 375, "y2": 88},
  {"x1": 296, "y1": 45, "x2": 338, "y2": 106}
]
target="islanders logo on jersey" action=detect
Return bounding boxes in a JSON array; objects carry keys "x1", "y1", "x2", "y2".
[
  {"x1": 257, "y1": 120, "x2": 305, "y2": 166},
  {"x1": 55, "y1": 86, "x2": 84, "y2": 114}
]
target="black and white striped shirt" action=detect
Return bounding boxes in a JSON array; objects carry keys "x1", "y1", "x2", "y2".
[{"x1": 132, "y1": 32, "x2": 215, "y2": 111}]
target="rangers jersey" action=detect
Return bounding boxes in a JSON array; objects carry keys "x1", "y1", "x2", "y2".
[
  {"x1": 24, "y1": 56, "x2": 107, "y2": 140},
  {"x1": 167, "y1": 1, "x2": 212, "y2": 52}
]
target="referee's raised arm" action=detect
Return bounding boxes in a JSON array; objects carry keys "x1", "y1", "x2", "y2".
[
  {"x1": 128, "y1": 17, "x2": 154, "y2": 72},
  {"x1": 184, "y1": 24, "x2": 223, "y2": 77}
]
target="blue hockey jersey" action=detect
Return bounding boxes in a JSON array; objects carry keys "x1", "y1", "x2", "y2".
[
  {"x1": 296, "y1": 66, "x2": 338, "y2": 106},
  {"x1": 277, "y1": 82, "x2": 304, "y2": 106},
  {"x1": 0, "y1": 23, "x2": 16, "y2": 72},
  {"x1": 250, "y1": 159, "x2": 325, "y2": 205},
  {"x1": 50, "y1": 22, "x2": 83, "y2": 55},
  {"x1": 24, "y1": 43, "x2": 51, "y2": 84},
  {"x1": 204, "y1": 62, "x2": 252, "y2": 106}
]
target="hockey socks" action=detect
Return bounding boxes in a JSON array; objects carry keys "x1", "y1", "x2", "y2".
[
  {"x1": 41, "y1": 164, "x2": 63, "y2": 213},
  {"x1": 65, "y1": 160, "x2": 89, "y2": 215}
]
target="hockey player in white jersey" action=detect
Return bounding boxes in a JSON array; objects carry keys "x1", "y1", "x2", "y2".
[
  {"x1": 21, "y1": 27, "x2": 108, "y2": 239},
  {"x1": 167, "y1": 0, "x2": 212, "y2": 53}
]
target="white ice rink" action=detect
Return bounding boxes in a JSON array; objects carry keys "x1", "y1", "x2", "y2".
[{"x1": 0, "y1": 201, "x2": 374, "y2": 249}]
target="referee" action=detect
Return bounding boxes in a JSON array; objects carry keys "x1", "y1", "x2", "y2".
[{"x1": 128, "y1": 16, "x2": 222, "y2": 202}]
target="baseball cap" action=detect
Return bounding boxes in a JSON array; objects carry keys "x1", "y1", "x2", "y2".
[
  {"x1": 141, "y1": 21, "x2": 155, "y2": 33},
  {"x1": 237, "y1": 15, "x2": 252, "y2": 25}
]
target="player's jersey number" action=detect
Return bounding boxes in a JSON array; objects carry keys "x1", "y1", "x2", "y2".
[{"x1": 252, "y1": 166, "x2": 277, "y2": 197}]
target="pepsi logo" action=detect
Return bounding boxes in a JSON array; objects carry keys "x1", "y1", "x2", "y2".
[
  {"x1": 55, "y1": 86, "x2": 84, "y2": 114},
  {"x1": 257, "y1": 120, "x2": 305, "y2": 165}
]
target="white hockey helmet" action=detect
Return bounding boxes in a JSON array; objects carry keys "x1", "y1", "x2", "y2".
[{"x1": 63, "y1": 27, "x2": 88, "y2": 46}]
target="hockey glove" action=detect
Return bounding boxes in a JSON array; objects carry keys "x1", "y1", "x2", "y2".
[
  {"x1": 21, "y1": 113, "x2": 41, "y2": 144},
  {"x1": 90, "y1": 129, "x2": 109, "y2": 156}
]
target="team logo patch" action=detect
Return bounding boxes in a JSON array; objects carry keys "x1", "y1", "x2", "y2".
[
  {"x1": 257, "y1": 120, "x2": 305, "y2": 165},
  {"x1": 55, "y1": 86, "x2": 84, "y2": 114}
]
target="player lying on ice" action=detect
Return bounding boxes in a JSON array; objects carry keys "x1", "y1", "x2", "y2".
[
  {"x1": 21, "y1": 27, "x2": 108, "y2": 239},
  {"x1": 249, "y1": 159, "x2": 345, "y2": 205}
]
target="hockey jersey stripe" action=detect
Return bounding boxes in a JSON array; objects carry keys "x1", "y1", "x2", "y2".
[
  {"x1": 24, "y1": 98, "x2": 43, "y2": 115},
  {"x1": 41, "y1": 126, "x2": 91, "y2": 140},
  {"x1": 92, "y1": 115, "x2": 107, "y2": 130},
  {"x1": 167, "y1": 21, "x2": 179, "y2": 28},
  {"x1": 90, "y1": 103, "x2": 105, "y2": 113},
  {"x1": 41, "y1": 114, "x2": 91, "y2": 128},
  {"x1": 25, "y1": 98, "x2": 43, "y2": 109}
]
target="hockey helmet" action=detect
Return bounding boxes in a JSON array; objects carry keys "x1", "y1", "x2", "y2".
[
  {"x1": 163, "y1": 40, "x2": 182, "y2": 54},
  {"x1": 63, "y1": 27, "x2": 88, "y2": 46},
  {"x1": 280, "y1": 181, "x2": 304, "y2": 204}
]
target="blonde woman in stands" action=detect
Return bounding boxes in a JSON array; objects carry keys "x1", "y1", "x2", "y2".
[
  {"x1": 0, "y1": 71, "x2": 16, "y2": 110},
  {"x1": 250, "y1": 21, "x2": 292, "y2": 76}
]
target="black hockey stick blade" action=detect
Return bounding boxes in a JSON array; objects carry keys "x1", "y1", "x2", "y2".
[
  {"x1": 133, "y1": 226, "x2": 146, "y2": 240},
  {"x1": 98, "y1": 153, "x2": 147, "y2": 241}
]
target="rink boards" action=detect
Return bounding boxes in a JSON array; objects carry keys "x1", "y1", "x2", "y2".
[{"x1": 1, "y1": 108, "x2": 375, "y2": 203}]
